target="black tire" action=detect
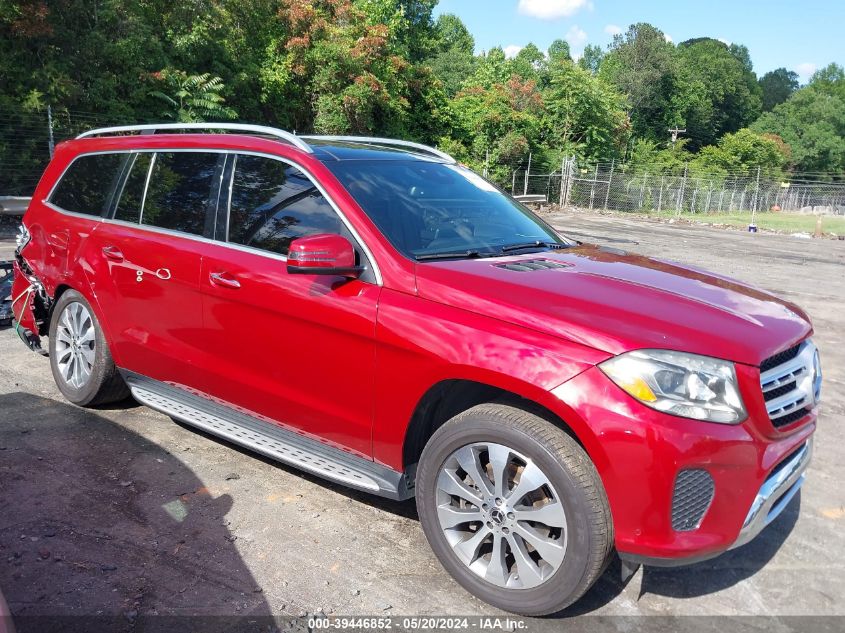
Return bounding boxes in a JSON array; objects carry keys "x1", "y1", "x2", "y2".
[
  {"x1": 48, "y1": 289, "x2": 129, "y2": 407},
  {"x1": 416, "y1": 402, "x2": 613, "y2": 616}
]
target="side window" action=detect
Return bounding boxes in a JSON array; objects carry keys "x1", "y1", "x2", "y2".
[
  {"x1": 227, "y1": 155, "x2": 344, "y2": 256},
  {"x1": 142, "y1": 152, "x2": 221, "y2": 236},
  {"x1": 49, "y1": 153, "x2": 124, "y2": 216},
  {"x1": 114, "y1": 153, "x2": 153, "y2": 224}
]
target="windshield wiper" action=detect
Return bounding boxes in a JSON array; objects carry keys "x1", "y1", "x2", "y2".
[
  {"x1": 415, "y1": 250, "x2": 487, "y2": 261},
  {"x1": 500, "y1": 240, "x2": 568, "y2": 253}
]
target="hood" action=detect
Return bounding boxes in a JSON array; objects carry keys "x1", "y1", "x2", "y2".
[{"x1": 414, "y1": 244, "x2": 812, "y2": 366}]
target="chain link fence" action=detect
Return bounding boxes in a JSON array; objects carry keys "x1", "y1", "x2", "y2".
[
  {"x1": 507, "y1": 157, "x2": 845, "y2": 217},
  {"x1": 0, "y1": 109, "x2": 135, "y2": 197}
]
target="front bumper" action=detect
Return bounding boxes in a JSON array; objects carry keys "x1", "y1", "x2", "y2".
[
  {"x1": 551, "y1": 365, "x2": 816, "y2": 565},
  {"x1": 730, "y1": 437, "x2": 811, "y2": 551}
]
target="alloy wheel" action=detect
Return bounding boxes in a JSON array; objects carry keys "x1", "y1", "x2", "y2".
[
  {"x1": 435, "y1": 442, "x2": 568, "y2": 589},
  {"x1": 54, "y1": 301, "x2": 96, "y2": 389}
]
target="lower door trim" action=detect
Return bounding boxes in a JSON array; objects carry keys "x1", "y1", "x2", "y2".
[{"x1": 122, "y1": 371, "x2": 413, "y2": 500}]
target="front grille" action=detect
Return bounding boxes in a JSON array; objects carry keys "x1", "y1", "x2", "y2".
[
  {"x1": 760, "y1": 341, "x2": 817, "y2": 429},
  {"x1": 671, "y1": 469, "x2": 715, "y2": 531},
  {"x1": 760, "y1": 344, "x2": 801, "y2": 373}
]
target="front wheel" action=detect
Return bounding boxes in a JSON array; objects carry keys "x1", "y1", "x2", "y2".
[
  {"x1": 48, "y1": 289, "x2": 129, "y2": 406},
  {"x1": 416, "y1": 403, "x2": 612, "y2": 616}
]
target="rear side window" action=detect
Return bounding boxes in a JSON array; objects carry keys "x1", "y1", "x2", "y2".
[
  {"x1": 142, "y1": 152, "x2": 221, "y2": 236},
  {"x1": 114, "y1": 153, "x2": 153, "y2": 224},
  {"x1": 50, "y1": 153, "x2": 123, "y2": 216},
  {"x1": 227, "y1": 154, "x2": 343, "y2": 255}
]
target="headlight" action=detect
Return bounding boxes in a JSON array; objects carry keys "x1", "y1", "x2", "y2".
[
  {"x1": 599, "y1": 349, "x2": 746, "y2": 424},
  {"x1": 16, "y1": 223, "x2": 31, "y2": 251}
]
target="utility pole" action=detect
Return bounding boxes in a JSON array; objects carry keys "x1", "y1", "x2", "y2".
[{"x1": 668, "y1": 127, "x2": 686, "y2": 147}]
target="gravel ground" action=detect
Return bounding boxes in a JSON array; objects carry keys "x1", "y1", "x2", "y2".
[{"x1": 0, "y1": 211, "x2": 843, "y2": 628}]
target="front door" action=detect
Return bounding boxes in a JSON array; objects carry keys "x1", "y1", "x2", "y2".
[{"x1": 197, "y1": 154, "x2": 380, "y2": 458}]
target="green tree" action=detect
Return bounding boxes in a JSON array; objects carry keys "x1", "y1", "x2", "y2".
[
  {"x1": 759, "y1": 68, "x2": 800, "y2": 111},
  {"x1": 675, "y1": 38, "x2": 762, "y2": 150},
  {"x1": 510, "y1": 43, "x2": 547, "y2": 85},
  {"x1": 548, "y1": 39, "x2": 572, "y2": 65},
  {"x1": 150, "y1": 70, "x2": 237, "y2": 122},
  {"x1": 600, "y1": 23, "x2": 679, "y2": 143},
  {"x1": 545, "y1": 60, "x2": 630, "y2": 161},
  {"x1": 426, "y1": 13, "x2": 475, "y2": 97},
  {"x1": 752, "y1": 64, "x2": 845, "y2": 174},
  {"x1": 692, "y1": 128, "x2": 789, "y2": 177},
  {"x1": 578, "y1": 44, "x2": 604, "y2": 74}
]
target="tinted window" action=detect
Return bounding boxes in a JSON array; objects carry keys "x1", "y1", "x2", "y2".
[
  {"x1": 50, "y1": 153, "x2": 123, "y2": 216},
  {"x1": 142, "y1": 152, "x2": 220, "y2": 235},
  {"x1": 114, "y1": 153, "x2": 153, "y2": 224},
  {"x1": 228, "y1": 155, "x2": 343, "y2": 255},
  {"x1": 326, "y1": 160, "x2": 567, "y2": 258}
]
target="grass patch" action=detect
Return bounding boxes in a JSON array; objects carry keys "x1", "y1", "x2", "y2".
[{"x1": 645, "y1": 211, "x2": 845, "y2": 235}]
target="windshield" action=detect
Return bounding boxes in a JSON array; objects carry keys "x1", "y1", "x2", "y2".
[{"x1": 325, "y1": 159, "x2": 570, "y2": 259}]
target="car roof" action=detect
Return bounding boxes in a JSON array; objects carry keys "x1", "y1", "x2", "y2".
[
  {"x1": 308, "y1": 139, "x2": 447, "y2": 163},
  {"x1": 69, "y1": 125, "x2": 455, "y2": 165}
]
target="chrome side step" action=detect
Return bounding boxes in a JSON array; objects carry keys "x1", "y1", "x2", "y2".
[{"x1": 124, "y1": 372, "x2": 413, "y2": 500}]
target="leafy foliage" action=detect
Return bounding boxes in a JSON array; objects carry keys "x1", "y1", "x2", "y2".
[
  {"x1": 150, "y1": 71, "x2": 237, "y2": 122},
  {"x1": 0, "y1": 3, "x2": 842, "y2": 197}
]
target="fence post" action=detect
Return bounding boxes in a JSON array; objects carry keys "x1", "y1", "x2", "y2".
[
  {"x1": 589, "y1": 163, "x2": 598, "y2": 210},
  {"x1": 750, "y1": 166, "x2": 761, "y2": 226},
  {"x1": 559, "y1": 157, "x2": 566, "y2": 207},
  {"x1": 511, "y1": 170, "x2": 516, "y2": 195},
  {"x1": 677, "y1": 163, "x2": 688, "y2": 216},
  {"x1": 483, "y1": 148, "x2": 489, "y2": 179},
  {"x1": 47, "y1": 104, "x2": 55, "y2": 159},
  {"x1": 523, "y1": 152, "x2": 532, "y2": 196},
  {"x1": 603, "y1": 159, "x2": 614, "y2": 210},
  {"x1": 564, "y1": 157, "x2": 574, "y2": 207},
  {"x1": 657, "y1": 174, "x2": 664, "y2": 212}
]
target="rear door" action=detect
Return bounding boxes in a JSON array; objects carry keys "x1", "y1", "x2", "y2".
[
  {"x1": 89, "y1": 151, "x2": 224, "y2": 387},
  {"x1": 42, "y1": 152, "x2": 125, "y2": 289},
  {"x1": 197, "y1": 153, "x2": 380, "y2": 457}
]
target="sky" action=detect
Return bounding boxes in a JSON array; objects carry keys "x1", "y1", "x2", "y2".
[{"x1": 433, "y1": 0, "x2": 843, "y2": 82}]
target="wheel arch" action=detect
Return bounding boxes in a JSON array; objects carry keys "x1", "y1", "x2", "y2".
[
  {"x1": 401, "y1": 377, "x2": 605, "y2": 475},
  {"x1": 49, "y1": 283, "x2": 120, "y2": 362}
]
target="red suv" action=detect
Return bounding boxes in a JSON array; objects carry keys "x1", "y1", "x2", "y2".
[{"x1": 11, "y1": 124, "x2": 820, "y2": 615}]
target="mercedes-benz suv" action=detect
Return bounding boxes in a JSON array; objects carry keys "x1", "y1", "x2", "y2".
[{"x1": 11, "y1": 124, "x2": 820, "y2": 615}]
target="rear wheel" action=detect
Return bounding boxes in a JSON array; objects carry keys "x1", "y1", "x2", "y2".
[
  {"x1": 416, "y1": 402, "x2": 612, "y2": 616},
  {"x1": 48, "y1": 289, "x2": 129, "y2": 406}
]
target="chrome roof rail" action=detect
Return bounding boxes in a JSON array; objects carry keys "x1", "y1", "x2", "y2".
[
  {"x1": 300, "y1": 135, "x2": 456, "y2": 163},
  {"x1": 75, "y1": 123, "x2": 314, "y2": 153}
]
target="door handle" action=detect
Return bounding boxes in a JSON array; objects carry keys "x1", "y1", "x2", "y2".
[
  {"x1": 209, "y1": 272, "x2": 241, "y2": 289},
  {"x1": 101, "y1": 246, "x2": 124, "y2": 262}
]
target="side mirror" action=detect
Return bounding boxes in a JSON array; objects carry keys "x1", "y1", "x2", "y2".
[{"x1": 287, "y1": 234, "x2": 363, "y2": 278}]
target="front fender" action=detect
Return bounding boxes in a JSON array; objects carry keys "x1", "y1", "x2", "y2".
[{"x1": 371, "y1": 288, "x2": 611, "y2": 470}]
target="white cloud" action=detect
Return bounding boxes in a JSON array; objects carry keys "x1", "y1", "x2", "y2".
[
  {"x1": 664, "y1": 33, "x2": 673, "y2": 43},
  {"x1": 604, "y1": 24, "x2": 622, "y2": 36},
  {"x1": 717, "y1": 37, "x2": 732, "y2": 46},
  {"x1": 503, "y1": 44, "x2": 524, "y2": 59},
  {"x1": 566, "y1": 25, "x2": 589, "y2": 57},
  {"x1": 795, "y1": 62, "x2": 817, "y2": 82},
  {"x1": 518, "y1": 0, "x2": 591, "y2": 20}
]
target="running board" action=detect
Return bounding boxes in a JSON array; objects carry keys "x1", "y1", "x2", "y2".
[{"x1": 123, "y1": 372, "x2": 413, "y2": 500}]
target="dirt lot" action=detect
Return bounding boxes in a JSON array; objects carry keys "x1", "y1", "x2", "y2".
[{"x1": 0, "y1": 212, "x2": 843, "y2": 627}]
